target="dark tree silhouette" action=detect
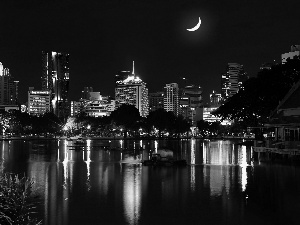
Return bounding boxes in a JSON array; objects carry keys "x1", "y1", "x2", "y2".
[
  {"x1": 213, "y1": 57, "x2": 300, "y2": 127},
  {"x1": 110, "y1": 104, "x2": 141, "y2": 138}
]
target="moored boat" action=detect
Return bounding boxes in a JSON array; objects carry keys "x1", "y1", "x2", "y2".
[{"x1": 142, "y1": 149, "x2": 187, "y2": 166}]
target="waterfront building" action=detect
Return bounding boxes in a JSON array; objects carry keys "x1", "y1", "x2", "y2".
[
  {"x1": 281, "y1": 45, "x2": 300, "y2": 64},
  {"x1": 221, "y1": 63, "x2": 248, "y2": 101},
  {"x1": 149, "y1": 92, "x2": 164, "y2": 112},
  {"x1": 27, "y1": 87, "x2": 51, "y2": 116},
  {"x1": 41, "y1": 51, "x2": 70, "y2": 118},
  {"x1": 0, "y1": 62, "x2": 19, "y2": 106},
  {"x1": 115, "y1": 62, "x2": 149, "y2": 117},
  {"x1": 254, "y1": 78, "x2": 300, "y2": 154},
  {"x1": 179, "y1": 85, "x2": 203, "y2": 124},
  {"x1": 164, "y1": 83, "x2": 179, "y2": 116}
]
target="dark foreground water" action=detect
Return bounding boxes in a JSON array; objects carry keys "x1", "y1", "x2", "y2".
[{"x1": 1, "y1": 139, "x2": 300, "y2": 225}]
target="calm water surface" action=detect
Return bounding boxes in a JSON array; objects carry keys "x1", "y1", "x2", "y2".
[{"x1": 1, "y1": 139, "x2": 300, "y2": 225}]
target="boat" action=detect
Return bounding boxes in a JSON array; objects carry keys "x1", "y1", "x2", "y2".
[
  {"x1": 142, "y1": 149, "x2": 187, "y2": 166},
  {"x1": 74, "y1": 137, "x2": 85, "y2": 145}
]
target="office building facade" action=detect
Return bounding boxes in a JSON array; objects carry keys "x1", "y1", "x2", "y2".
[
  {"x1": 149, "y1": 92, "x2": 164, "y2": 112},
  {"x1": 179, "y1": 84, "x2": 203, "y2": 123},
  {"x1": 164, "y1": 83, "x2": 179, "y2": 116},
  {"x1": 28, "y1": 87, "x2": 51, "y2": 116},
  {"x1": 210, "y1": 90, "x2": 222, "y2": 107},
  {"x1": 221, "y1": 63, "x2": 248, "y2": 101},
  {"x1": 42, "y1": 51, "x2": 70, "y2": 118},
  {"x1": 0, "y1": 62, "x2": 19, "y2": 106}
]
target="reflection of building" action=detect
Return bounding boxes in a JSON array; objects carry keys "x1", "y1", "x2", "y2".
[
  {"x1": 179, "y1": 85, "x2": 203, "y2": 123},
  {"x1": 202, "y1": 140, "x2": 251, "y2": 195},
  {"x1": 28, "y1": 87, "x2": 51, "y2": 116},
  {"x1": 115, "y1": 62, "x2": 149, "y2": 117},
  {"x1": 282, "y1": 45, "x2": 300, "y2": 64},
  {"x1": 149, "y1": 92, "x2": 164, "y2": 112},
  {"x1": 0, "y1": 62, "x2": 19, "y2": 106},
  {"x1": 164, "y1": 83, "x2": 179, "y2": 116},
  {"x1": 123, "y1": 165, "x2": 142, "y2": 225},
  {"x1": 221, "y1": 63, "x2": 248, "y2": 101},
  {"x1": 42, "y1": 51, "x2": 70, "y2": 118}
]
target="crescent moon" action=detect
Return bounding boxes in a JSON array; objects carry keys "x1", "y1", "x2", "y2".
[{"x1": 187, "y1": 17, "x2": 201, "y2": 32}]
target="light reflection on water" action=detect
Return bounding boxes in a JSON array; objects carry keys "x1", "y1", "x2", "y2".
[{"x1": 0, "y1": 139, "x2": 300, "y2": 225}]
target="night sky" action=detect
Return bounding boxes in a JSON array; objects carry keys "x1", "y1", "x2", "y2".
[{"x1": 1, "y1": 0, "x2": 300, "y2": 104}]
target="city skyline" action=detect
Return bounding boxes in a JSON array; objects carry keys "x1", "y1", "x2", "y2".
[{"x1": 0, "y1": 0, "x2": 300, "y2": 103}]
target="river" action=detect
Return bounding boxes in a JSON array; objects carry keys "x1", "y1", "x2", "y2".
[{"x1": 1, "y1": 138, "x2": 300, "y2": 225}]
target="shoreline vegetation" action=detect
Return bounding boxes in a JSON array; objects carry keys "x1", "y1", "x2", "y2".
[{"x1": 0, "y1": 174, "x2": 42, "y2": 225}]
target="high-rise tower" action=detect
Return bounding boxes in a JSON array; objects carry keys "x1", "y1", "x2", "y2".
[
  {"x1": 41, "y1": 51, "x2": 70, "y2": 118},
  {"x1": 0, "y1": 62, "x2": 19, "y2": 106},
  {"x1": 179, "y1": 84, "x2": 202, "y2": 123},
  {"x1": 221, "y1": 63, "x2": 248, "y2": 101},
  {"x1": 115, "y1": 61, "x2": 149, "y2": 117},
  {"x1": 164, "y1": 83, "x2": 179, "y2": 116}
]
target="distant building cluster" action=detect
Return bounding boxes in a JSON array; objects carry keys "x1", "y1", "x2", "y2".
[{"x1": 1, "y1": 44, "x2": 298, "y2": 125}]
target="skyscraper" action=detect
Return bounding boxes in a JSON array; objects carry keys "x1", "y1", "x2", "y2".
[
  {"x1": 210, "y1": 90, "x2": 222, "y2": 107},
  {"x1": 115, "y1": 62, "x2": 149, "y2": 117},
  {"x1": 0, "y1": 62, "x2": 19, "y2": 106},
  {"x1": 179, "y1": 85, "x2": 203, "y2": 124},
  {"x1": 149, "y1": 91, "x2": 164, "y2": 112},
  {"x1": 221, "y1": 63, "x2": 248, "y2": 101},
  {"x1": 41, "y1": 51, "x2": 70, "y2": 118},
  {"x1": 164, "y1": 83, "x2": 179, "y2": 116}
]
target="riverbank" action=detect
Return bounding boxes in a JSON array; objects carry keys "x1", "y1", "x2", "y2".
[{"x1": 0, "y1": 135, "x2": 255, "y2": 141}]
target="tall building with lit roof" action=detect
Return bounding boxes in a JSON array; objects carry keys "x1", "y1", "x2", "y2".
[
  {"x1": 115, "y1": 62, "x2": 149, "y2": 117},
  {"x1": 42, "y1": 51, "x2": 70, "y2": 118}
]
